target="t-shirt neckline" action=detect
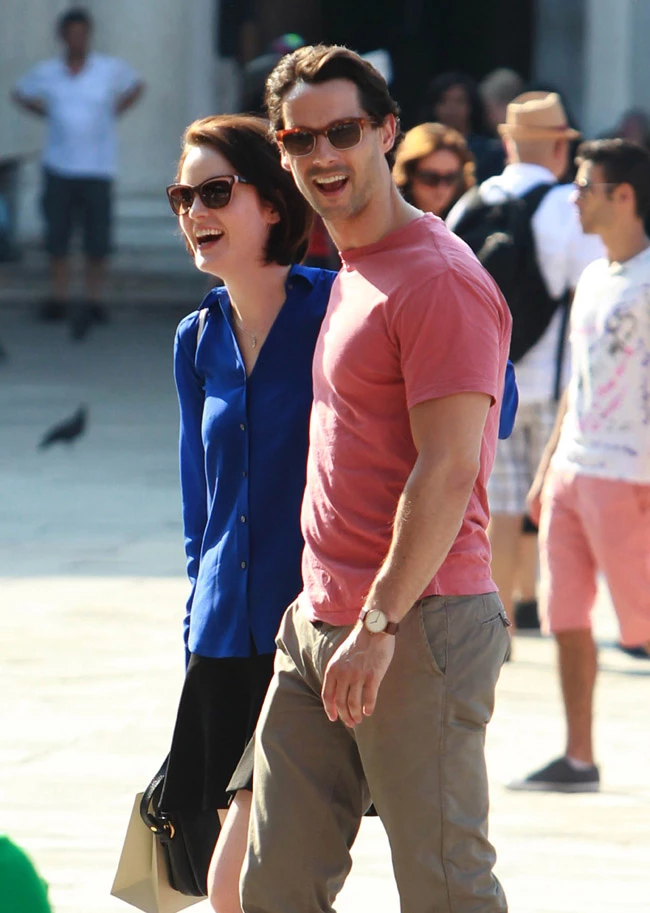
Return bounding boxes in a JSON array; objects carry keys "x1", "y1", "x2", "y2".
[{"x1": 340, "y1": 212, "x2": 435, "y2": 265}]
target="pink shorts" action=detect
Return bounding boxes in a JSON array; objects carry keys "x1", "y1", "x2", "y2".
[{"x1": 539, "y1": 469, "x2": 650, "y2": 646}]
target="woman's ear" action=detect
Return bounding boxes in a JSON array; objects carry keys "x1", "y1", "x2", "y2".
[{"x1": 264, "y1": 203, "x2": 281, "y2": 225}]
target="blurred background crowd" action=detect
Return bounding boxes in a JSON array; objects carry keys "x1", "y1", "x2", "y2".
[{"x1": 2, "y1": 0, "x2": 650, "y2": 258}]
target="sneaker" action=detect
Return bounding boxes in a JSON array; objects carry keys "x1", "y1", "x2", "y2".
[
  {"x1": 617, "y1": 642, "x2": 650, "y2": 659},
  {"x1": 70, "y1": 304, "x2": 95, "y2": 341},
  {"x1": 69, "y1": 302, "x2": 109, "y2": 341},
  {"x1": 37, "y1": 298, "x2": 66, "y2": 321},
  {"x1": 88, "y1": 302, "x2": 109, "y2": 324},
  {"x1": 514, "y1": 599, "x2": 540, "y2": 630},
  {"x1": 507, "y1": 756, "x2": 600, "y2": 793}
]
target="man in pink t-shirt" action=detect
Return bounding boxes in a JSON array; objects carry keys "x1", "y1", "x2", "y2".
[{"x1": 240, "y1": 46, "x2": 512, "y2": 913}]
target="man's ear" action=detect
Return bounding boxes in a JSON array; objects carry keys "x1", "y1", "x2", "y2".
[
  {"x1": 279, "y1": 144, "x2": 293, "y2": 172},
  {"x1": 379, "y1": 113, "x2": 397, "y2": 156}
]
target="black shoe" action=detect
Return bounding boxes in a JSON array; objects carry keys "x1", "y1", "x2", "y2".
[
  {"x1": 514, "y1": 599, "x2": 540, "y2": 630},
  {"x1": 69, "y1": 304, "x2": 95, "y2": 341},
  {"x1": 88, "y1": 302, "x2": 109, "y2": 324},
  {"x1": 69, "y1": 302, "x2": 109, "y2": 340},
  {"x1": 37, "y1": 298, "x2": 67, "y2": 321},
  {"x1": 507, "y1": 756, "x2": 600, "y2": 793},
  {"x1": 617, "y1": 642, "x2": 650, "y2": 659}
]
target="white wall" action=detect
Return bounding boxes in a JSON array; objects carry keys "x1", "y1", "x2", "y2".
[
  {"x1": 535, "y1": 0, "x2": 650, "y2": 140},
  {"x1": 0, "y1": 0, "x2": 228, "y2": 246}
]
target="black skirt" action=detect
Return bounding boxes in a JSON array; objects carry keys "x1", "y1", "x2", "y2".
[{"x1": 160, "y1": 651, "x2": 275, "y2": 811}]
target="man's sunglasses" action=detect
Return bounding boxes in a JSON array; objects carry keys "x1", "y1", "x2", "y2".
[
  {"x1": 276, "y1": 117, "x2": 377, "y2": 157},
  {"x1": 413, "y1": 169, "x2": 462, "y2": 188},
  {"x1": 166, "y1": 174, "x2": 250, "y2": 215},
  {"x1": 572, "y1": 179, "x2": 619, "y2": 198}
]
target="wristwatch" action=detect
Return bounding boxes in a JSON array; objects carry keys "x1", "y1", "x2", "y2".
[{"x1": 358, "y1": 608, "x2": 400, "y2": 635}]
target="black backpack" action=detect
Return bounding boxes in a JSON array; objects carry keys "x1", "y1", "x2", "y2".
[{"x1": 452, "y1": 182, "x2": 566, "y2": 364}]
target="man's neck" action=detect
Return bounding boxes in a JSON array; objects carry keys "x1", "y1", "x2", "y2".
[
  {"x1": 325, "y1": 183, "x2": 421, "y2": 253},
  {"x1": 65, "y1": 51, "x2": 88, "y2": 73},
  {"x1": 601, "y1": 221, "x2": 650, "y2": 265}
]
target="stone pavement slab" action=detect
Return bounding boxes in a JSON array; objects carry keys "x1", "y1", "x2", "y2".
[{"x1": 1, "y1": 307, "x2": 649, "y2": 913}]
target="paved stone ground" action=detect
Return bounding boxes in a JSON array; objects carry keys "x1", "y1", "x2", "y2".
[{"x1": 1, "y1": 299, "x2": 649, "y2": 913}]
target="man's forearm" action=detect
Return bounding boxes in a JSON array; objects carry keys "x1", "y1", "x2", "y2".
[
  {"x1": 364, "y1": 456, "x2": 478, "y2": 623},
  {"x1": 11, "y1": 91, "x2": 46, "y2": 116},
  {"x1": 535, "y1": 388, "x2": 569, "y2": 483},
  {"x1": 115, "y1": 83, "x2": 144, "y2": 115}
]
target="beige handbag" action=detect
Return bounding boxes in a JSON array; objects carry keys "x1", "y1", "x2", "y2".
[{"x1": 111, "y1": 792, "x2": 204, "y2": 913}]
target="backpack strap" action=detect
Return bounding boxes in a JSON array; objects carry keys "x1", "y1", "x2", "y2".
[
  {"x1": 196, "y1": 307, "x2": 209, "y2": 351},
  {"x1": 519, "y1": 182, "x2": 555, "y2": 216}
]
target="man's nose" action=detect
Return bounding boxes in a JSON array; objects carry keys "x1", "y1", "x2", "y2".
[{"x1": 311, "y1": 132, "x2": 339, "y2": 167}]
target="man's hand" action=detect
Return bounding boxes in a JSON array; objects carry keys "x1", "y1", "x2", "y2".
[{"x1": 321, "y1": 625, "x2": 395, "y2": 727}]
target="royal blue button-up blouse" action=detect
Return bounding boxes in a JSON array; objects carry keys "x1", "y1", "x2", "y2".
[{"x1": 173, "y1": 265, "x2": 336, "y2": 660}]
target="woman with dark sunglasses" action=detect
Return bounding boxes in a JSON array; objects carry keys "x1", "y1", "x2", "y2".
[
  {"x1": 393, "y1": 122, "x2": 476, "y2": 219},
  {"x1": 161, "y1": 114, "x2": 336, "y2": 913}
]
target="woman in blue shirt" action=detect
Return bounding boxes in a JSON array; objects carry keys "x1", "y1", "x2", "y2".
[{"x1": 160, "y1": 114, "x2": 336, "y2": 911}]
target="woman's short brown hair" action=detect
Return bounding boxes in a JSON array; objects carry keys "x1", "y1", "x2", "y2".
[
  {"x1": 176, "y1": 114, "x2": 312, "y2": 265},
  {"x1": 392, "y1": 122, "x2": 476, "y2": 205}
]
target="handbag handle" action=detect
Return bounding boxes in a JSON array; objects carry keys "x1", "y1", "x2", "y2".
[{"x1": 139, "y1": 756, "x2": 175, "y2": 838}]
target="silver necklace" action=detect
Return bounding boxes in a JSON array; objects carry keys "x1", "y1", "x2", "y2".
[{"x1": 233, "y1": 314, "x2": 258, "y2": 349}]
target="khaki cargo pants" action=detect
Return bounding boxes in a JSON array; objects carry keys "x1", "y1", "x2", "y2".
[{"x1": 241, "y1": 593, "x2": 510, "y2": 913}]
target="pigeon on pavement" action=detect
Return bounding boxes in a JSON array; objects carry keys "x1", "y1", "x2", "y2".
[{"x1": 38, "y1": 406, "x2": 88, "y2": 449}]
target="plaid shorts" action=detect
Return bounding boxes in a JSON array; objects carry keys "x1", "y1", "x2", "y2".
[{"x1": 488, "y1": 400, "x2": 558, "y2": 515}]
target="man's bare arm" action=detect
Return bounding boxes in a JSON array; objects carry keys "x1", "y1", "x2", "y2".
[
  {"x1": 526, "y1": 388, "x2": 569, "y2": 524},
  {"x1": 11, "y1": 90, "x2": 47, "y2": 117},
  {"x1": 115, "y1": 81, "x2": 145, "y2": 116},
  {"x1": 321, "y1": 391, "x2": 491, "y2": 727}
]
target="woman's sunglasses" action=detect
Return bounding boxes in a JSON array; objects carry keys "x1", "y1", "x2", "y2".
[
  {"x1": 166, "y1": 174, "x2": 250, "y2": 216},
  {"x1": 276, "y1": 117, "x2": 377, "y2": 157},
  {"x1": 413, "y1": 169, "x2": 462, "y2": 188}
]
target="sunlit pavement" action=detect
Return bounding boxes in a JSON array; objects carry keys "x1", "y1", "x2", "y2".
[{"x1": 1, "y1": 303, "x2": 649, "y2": 913}]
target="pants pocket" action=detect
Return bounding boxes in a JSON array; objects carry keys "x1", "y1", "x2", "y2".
[{"x1": 418, "y1": 599, "x2": 448, "y2": 675}]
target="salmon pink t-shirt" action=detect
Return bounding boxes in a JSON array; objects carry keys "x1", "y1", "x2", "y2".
[{"x1": 299, "y1": 213, "x2": 512, "y2": 626}]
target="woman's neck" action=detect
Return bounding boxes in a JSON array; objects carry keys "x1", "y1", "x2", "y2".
[{"x1": 222, "y1": 261, "x2": 290, "y2": 328}]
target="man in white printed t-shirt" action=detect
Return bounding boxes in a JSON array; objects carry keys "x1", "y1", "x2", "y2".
[
  {"x1": 509, "y1": 138, "x2": 650, "y2": 792},
  {"x1": 447, "y1": 92, "x2": 604, "y2": 635},
  {"x1": 12, "y1": 7, "x2": 144, "y2": 338}
]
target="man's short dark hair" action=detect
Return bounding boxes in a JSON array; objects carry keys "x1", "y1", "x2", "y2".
[
  {"x1": 58, "y1": 7, "x2": 93, "y2": 36},
  {"x1": 576, "y1": 138, "x2": 650, "y2": 219},
  {"x1": 265, "y1": 44, "x2": 402, "y2": 168},
  {"x1": 177, "y1": 114, "x2": 312, "y2": 266}
]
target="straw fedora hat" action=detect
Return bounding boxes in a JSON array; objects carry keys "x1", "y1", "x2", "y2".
[{"x1": 498, "y1": 91, "x2": 580, "y2": 141}]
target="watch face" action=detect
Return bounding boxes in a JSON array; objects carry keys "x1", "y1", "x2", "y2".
[{"x1": 365, "y1": 609, "x2": 388, "y2": 633}]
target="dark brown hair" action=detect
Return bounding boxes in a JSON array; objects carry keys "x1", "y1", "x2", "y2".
[
  {"x1": 265, "y1": 45, "x2": 402, "y2": 168},
  {"x1": 576, "y1": 138, "x2": 650, "y2": 219},
  {"x1": 58, "y1": 7, "x2": 92, "y2": 36},
  {"x1": 177, "y1": 114, "x2": 311, "y2": 265},
  {"x1": 392, "y1": 122, "x2": 475, "y2": 206}
]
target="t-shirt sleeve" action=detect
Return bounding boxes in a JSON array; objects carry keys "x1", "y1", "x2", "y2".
[
  {"x1": 110, "y1": 57, "x2": 142, "y2": 97},
  {"x1": 14, "y1": 62, "x2": 51, "y2": 101},
  {"x1": 390, "y1": 266, "x2": 507, "y2": 411}
]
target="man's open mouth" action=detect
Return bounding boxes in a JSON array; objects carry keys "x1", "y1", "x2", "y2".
[{"x1": 313, "y1": 174, "x2": 349, "y2": 195}]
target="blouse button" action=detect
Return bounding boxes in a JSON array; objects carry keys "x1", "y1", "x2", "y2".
[
  {"x1": 240, "y1": 515, "x2": 247, "y2": 523},
  {"x1": 241, "y1": 560, "x2": 247, "y2": 569},
  {"x1": 240, "y1": 423, "x2": 246, "y2": 431}
]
